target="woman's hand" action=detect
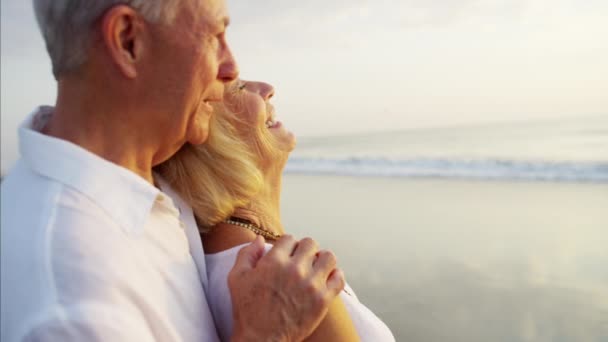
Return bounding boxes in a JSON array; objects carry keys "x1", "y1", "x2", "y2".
[{"x1": 228, "y1": 235, "x2": 345, "y2": 342}]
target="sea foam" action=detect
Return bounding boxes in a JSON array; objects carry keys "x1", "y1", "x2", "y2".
[{"x1": 285, "y1": 157, "x2": 608, "y2": 183}]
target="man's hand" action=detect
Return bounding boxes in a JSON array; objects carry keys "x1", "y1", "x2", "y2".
[{"x1": 228, "y1": 235, "x2": 345, "y2": 342}]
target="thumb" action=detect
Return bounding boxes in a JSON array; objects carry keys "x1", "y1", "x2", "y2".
[{"x1": 232, "y1": 236, "x2": 266, "y2": 273}]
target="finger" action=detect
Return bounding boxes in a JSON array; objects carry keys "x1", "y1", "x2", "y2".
[
  {"x1": 312, "y1": 250, "x2": 337, "y2": 279},
  {"x1": 231, "y1": 236, "x2": 265, "y2": 274},
  {"x1": 292, "y1": 237, "x2": 318, "y2": 261},
  {"x1": 326, "y1": 268, "x2": 346, "y2": 297},
  {"x1": 265, "y1": 234, "x2": 297, "y2": 259}
]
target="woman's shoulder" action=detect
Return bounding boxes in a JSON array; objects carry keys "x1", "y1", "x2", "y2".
[
  {"x1": 202, "y1": 223, "x2": 259, "y2": 254},
  {"x1": 205, "y1": 241, "x2": 273, "y2": 279},
  {"x1": 339, "y1": 290, "x2": 396, "y2": 341}
]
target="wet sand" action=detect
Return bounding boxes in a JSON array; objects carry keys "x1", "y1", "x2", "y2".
[{"x1": 281, "y1": 175, "x2": 608, "y2": 341}]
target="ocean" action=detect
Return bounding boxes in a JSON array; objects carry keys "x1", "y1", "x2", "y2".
[{"x1": 285, "y1": 115, "x2": 608, "y2": 183}]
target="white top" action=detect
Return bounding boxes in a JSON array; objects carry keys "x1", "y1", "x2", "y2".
[
  {"x1": 206, "y1": 244, "x2": 396, "y2": 342},
  {"x1": 1, "y1": 107, "x2": 220, "y2": 342}
]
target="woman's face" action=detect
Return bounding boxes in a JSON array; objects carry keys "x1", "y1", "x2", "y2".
[{"x1": 223, "y1": 79, "x2": 296, "y2": 155}]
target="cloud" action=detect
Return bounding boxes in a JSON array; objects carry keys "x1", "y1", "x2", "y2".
[
  {"x1": 227, "y1": 0, "x2": 373, "y2": 49},
  {"x1": 396, "y1": 0, "x2": 528, "y2": 28}
]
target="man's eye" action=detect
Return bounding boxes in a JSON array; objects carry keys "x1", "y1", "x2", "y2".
[{"x1": 238, "y1": 82, "x2": 247, "y2": 90}]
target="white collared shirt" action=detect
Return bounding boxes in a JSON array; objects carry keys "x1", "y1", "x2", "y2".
[{"x1": 1, "y1": 107, "x2": 220, "y2": 342}]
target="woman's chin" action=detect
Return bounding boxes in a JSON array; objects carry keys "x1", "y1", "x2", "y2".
[
  {"x1": 270, "y1": 126, "x2": 296, "y2": 152},
  {"x1": 283, "y1": 131, "x2": 296, "y2": 152},
  {"x1": 286, "y1": 137, "x2": 296, "y2": 152}
]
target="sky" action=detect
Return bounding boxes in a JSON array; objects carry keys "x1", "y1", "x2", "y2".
[{"x1": 1, "y1": 0, "x2": 608, "y2": 172}]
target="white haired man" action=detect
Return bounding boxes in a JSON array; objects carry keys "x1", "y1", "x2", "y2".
[{"x1": 0, "y1": 1, "x2": 345, "y2": 341}]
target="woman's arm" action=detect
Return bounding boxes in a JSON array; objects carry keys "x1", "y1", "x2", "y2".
[
  {"x1": 204, "y1": 228, "x2": 360, "y2": 341},
  {"x1": 305, "y1": 295, "x2": 360, "y2": 342}
]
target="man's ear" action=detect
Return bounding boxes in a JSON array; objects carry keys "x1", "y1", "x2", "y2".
[{"x1": 101, "y1": 5, "x2": 145, "y2": 79}]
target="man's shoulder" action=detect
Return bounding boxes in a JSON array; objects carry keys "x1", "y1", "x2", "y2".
[
  {"x1": 2, "y1": 160, "x2": 114, "y2": 230},
  {"x1": 1, "y1": 160, "x2": 55, "y2": 204},
  {"x1": 1, "y1": 163, "x2": 147, "y2": 342},
  {"x1": 1, "y1": 159, "x2": 130, "y2": 296},
  {"x1": 2, "y1": 164, "x2": 130, "y2": 274}
]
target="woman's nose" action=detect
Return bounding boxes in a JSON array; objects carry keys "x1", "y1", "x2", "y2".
[{"x1": 261, "y1": 83, "x2": 275, "y2": 100}]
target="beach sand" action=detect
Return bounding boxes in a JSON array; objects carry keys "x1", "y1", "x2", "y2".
[{"x1": 281, "y1": 175, "x2": 608, "y2": 342}]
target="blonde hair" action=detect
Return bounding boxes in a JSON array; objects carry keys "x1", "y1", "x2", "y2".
[{"x1": 155, "y1": 105, "x2": 263, "y2": 232}]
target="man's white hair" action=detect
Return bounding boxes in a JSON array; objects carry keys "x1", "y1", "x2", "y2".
[{"x1": 33, "y1": 0, "x2": 181, "y2": 79}]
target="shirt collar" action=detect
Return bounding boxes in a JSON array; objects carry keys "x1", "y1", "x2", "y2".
[
  {"x1": 19, "y1": 106, "x2": 161, "y2": 235},
  {"x1": 156, "y1": 176, "x2": 210, "y2": 289}
]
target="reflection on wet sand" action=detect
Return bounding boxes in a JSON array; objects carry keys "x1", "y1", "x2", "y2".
[
  {"x1": 353, "y1": 260, "x2": 608, "y2": 342},
  {"x1": 283, "y1": 176, "x2": 608, "y2": 341}
]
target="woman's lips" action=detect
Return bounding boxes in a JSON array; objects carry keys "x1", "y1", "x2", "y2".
[{"x1": 265, "y1": 119, "x2": 282, "y2": 129}]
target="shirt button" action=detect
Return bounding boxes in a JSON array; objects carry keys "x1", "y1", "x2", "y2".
[
  {"x1": 179, "y1": 221, "x2": 186, "y2": 229},
  {"x1": 156, "y1": 194, "x2": 165, "y2": 203}
]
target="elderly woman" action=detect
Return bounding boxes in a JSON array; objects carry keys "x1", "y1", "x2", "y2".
[{"x1": 157, "y1": 80, "x2": 395, "y2": 341}]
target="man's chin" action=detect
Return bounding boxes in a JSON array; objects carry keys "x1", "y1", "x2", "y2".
[
  {"x1": 187, "y1": 131, "x2": 209, "y2": 145},
  {"x1": 187, "y1": 112, "x2": 211, "y2": 145}
]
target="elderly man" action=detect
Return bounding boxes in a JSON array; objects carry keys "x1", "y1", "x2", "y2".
[{"x1": 0, "y1": 1, "x2": 344, "y2": 341}]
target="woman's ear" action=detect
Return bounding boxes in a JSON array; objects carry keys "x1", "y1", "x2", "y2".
[{"x1": 100, "y1": 5, "x2": 145, "y2": 79}]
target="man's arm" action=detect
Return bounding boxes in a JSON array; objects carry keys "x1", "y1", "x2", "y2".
[
  {"x1": 19, "y1": 304, "x2": 157, "y2": 342},
  {"x1": 228, "y1": 235, "x2": 346, "y2": 342}
]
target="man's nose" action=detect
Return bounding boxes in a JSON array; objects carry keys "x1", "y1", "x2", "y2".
[{"x1": 219, "y1": 46, "x2": 239, "y2": 82}]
